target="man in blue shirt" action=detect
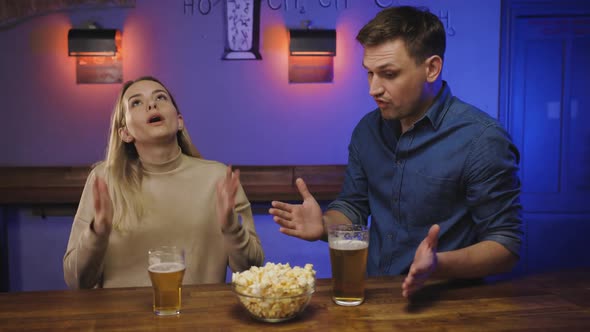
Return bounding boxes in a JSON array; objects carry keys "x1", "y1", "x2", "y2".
[{"x1": 269, "y1": 6, "x2": 522, "y2": 298}]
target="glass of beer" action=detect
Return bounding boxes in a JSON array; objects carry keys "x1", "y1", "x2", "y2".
[
  {"x1": 328, "y1": 224, "x2": 369, "y2": 306},
  {"x1": 148, "y1": 246, "x2": 186, "y2": 316}
]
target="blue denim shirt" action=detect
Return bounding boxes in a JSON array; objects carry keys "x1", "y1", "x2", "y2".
[{"x1": 327, "y1": 82, "x2": 522, "y2": 276}]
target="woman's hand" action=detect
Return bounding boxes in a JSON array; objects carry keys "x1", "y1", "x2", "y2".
[
  {"x1": 216, "y1": 166, "x2": 240, "y2": 231},
  {"x1": 92, "y1": 176, "x2": 113, "y2": 236}
]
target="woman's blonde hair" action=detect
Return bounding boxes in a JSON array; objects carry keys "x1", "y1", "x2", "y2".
[{"x1": 102, "y1": 76, "x2": 201, "y2": 231}]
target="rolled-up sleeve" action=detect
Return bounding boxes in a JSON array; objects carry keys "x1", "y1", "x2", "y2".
[
  {"x1": 327, "y1": 127, "x2": 371, "y2": 226},
  {"x1": 464, "y1": 124, "x2": 523, "y2": 256}
]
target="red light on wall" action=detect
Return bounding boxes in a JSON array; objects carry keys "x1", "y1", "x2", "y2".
[
  {"x1": 288, "y1": 55, "x2": 333, "y2": 83},
  {"x1": 72, "y1": 29, "x2": 123, "y2": 84},
  {"x1": 288, "y1": 29, "x2": 336, "y2": 83}
]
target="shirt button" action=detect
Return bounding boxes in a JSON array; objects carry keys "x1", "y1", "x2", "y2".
[{"x1": 387, "y1": 233, "x2": 394, "y2": 240}]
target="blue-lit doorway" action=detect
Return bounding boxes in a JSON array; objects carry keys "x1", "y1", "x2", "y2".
[{"x1": 500, "y1": 0, "x2": 590, "y2": 273}]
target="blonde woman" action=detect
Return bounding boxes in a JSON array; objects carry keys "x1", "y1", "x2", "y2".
[{"x1": 63, "y1": 76, "x2": 264, "y2": 288}]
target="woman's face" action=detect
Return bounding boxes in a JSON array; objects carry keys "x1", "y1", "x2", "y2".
[{"x1": 120, "y1": 80, "x2": 183, "y2": 145}]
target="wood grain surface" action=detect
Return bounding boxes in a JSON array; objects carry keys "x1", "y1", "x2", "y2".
[{"x1": 0, "y1": 269, "x2": 588, "y2": 331}]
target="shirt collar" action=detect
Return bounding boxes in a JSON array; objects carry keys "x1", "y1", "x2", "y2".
[{"x1": 422, "y1": 81, "x2": 452, "y2": 130}]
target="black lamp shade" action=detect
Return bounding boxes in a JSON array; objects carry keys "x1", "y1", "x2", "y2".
[
  {"x1": 68, "y1": 29, "x2": 118, "y2": 56},
  {"x1": 289, "y1": 29, "x2": 336, "y2": 56}
]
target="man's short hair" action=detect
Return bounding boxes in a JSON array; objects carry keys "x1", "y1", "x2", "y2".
[{"x1": 356, "y1": 6, "x2": 446, "y2": 64}]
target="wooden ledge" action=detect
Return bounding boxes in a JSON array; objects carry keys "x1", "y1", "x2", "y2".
[{"x1": 0, "y1": 165, "x2": 346, "y2": 205}]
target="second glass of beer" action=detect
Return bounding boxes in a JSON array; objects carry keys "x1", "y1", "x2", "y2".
[
  {"x1": 328, "y1": 224, "x2": 369, "y2": 306},
  {"x1": 148, "y1": 246, "x2": 186, "y2": 316}
]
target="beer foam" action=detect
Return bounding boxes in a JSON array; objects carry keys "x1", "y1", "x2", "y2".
[
  {"x1": 329, "y1": 239, "x2": 368, "y2": 250},
  {"x1": 148, "y1": 262, "x2": 185, "y2": 273}
]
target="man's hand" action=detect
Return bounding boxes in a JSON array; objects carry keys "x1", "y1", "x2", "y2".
[
  {"x1": 92, "y1": 176, "x2": 113, "y2": 237},
  {"x1": 269, "y1": 178, "x2": 324, "y2": 241},
  {"x1": 402, "y1": 224, "x2": 440, "y2": 298},
  {"x1": 216, "y1": 166, "x2": 240, "y2": 231}
]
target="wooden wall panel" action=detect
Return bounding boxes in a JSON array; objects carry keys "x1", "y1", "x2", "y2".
[{"x1": 0, "y1": 165, "x2": 346, "y2": 205}]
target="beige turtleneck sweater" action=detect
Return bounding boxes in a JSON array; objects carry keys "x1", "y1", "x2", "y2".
[{"x1": 63, "y1": 152, "x2": 264, "y2": 289}]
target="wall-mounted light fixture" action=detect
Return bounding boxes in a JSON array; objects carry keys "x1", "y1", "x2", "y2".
[
  {"x1": 68, "y1": 28, "x2": 120, "y2": 56},
  {"x1": 289, "y1": 29, "x2": 336, "y2": 56},
  {"x1": 67, "y1": 23, "x2": 123, "y2": 84},
  {"x1": 288, "y1": 28, "x2": 336, "y2": 83}
]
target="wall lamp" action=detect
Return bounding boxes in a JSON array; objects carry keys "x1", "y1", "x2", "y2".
[
  {"x1": 289, "y1": 29, "x2": 336, "y2": 56},
  {"x1": 68, "y1": 28, "x2": 120, "y2": 56},
  {"x1": 288, "y1": 28, "x2": 336, "y2": 83},
  {"x1": 67, "y1": 23, "x2": 123, "y2": 84}
]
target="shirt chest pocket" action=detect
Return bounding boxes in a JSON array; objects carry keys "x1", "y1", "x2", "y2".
[{"x1": 401, "y1": 168, "x2": 460, "y2": 228}]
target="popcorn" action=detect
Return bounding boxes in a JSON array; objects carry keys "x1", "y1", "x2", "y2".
[{"x1": 232, "y1": 262, "x2": 316, "y2": 321}]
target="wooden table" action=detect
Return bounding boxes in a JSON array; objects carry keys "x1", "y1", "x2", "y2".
[{"x1": 0, "y1": 269, "x2": 589, "y2": 331}]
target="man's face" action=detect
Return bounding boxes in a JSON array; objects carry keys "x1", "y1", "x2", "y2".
[{"x1": 362, "y1": 39, "x2": 430, "y2": 124}]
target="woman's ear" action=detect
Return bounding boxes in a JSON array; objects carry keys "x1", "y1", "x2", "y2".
[
  {"x1": 425, "y1": 55, "x2": 443, "y2": 83},
  {"x1": 177, "y1": 114, "x2": 184, "y2": 131},
  {"x1": 118, "y1": 127, "x2": 134, "y2": 143}
]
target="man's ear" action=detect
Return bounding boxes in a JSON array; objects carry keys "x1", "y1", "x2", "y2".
[
  {"x1": 177, "y1": 114, "x2": 184, "y2": 131},
  {"x1": 118, "y1": 127, "x2": 134, "y2": 143},
  {"x1": 425, "y1": 55, "x2": 443, "y2": 83}
]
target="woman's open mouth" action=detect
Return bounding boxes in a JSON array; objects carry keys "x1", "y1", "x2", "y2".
[{"x1": 147, "y1": 114, "x2": 164, "y2": 124}]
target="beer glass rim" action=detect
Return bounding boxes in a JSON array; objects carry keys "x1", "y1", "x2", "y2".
[
  {"x1": 328, "y1": 224, "x2": 368, "y2": 232},
  {"x1": 148, "y1": 246, "x2": 184, "y2": 254}
]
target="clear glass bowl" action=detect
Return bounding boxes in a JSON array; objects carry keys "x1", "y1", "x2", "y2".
[{"x1": 231, "y1": 283, "x2": 315, "y2": 323}]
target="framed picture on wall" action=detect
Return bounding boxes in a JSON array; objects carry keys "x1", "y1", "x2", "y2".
[{"x1": 222, "y1": 0, "x2": 262, "y2": 60}]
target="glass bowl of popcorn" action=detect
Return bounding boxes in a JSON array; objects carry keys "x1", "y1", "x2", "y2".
[{"x1": 231, "y1": 262, "x2": 316, "y2": 323}]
